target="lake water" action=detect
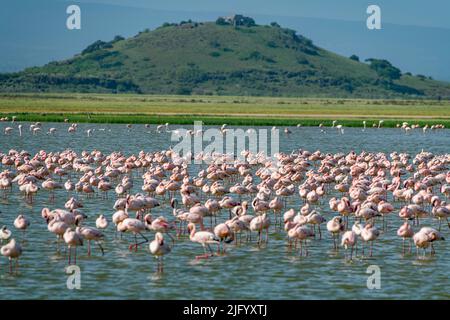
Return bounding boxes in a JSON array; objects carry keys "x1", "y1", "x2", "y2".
[{"x1": 0, "y1": 122, "x2": 449, "y2": 299}]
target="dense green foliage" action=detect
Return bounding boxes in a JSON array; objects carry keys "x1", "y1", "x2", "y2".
[
  {"x1": 1, "y1": 19, "x2": 449, "y2": 98},
  {"x1": 366, "y1": 58, "x2": 402, "y2": 80}
]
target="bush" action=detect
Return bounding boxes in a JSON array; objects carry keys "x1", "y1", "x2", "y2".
[
  {"x1": 297, "y1": 57, "x2": 309, "y2": 65},
  {"x1": 176, "y1": 86, "x2": 192, "y2": 95},
  {"x1": 216, "y1": 17, "x2": 228, "y2": 25},
  {"x1": 417, "y1": 74, "x2": 427, "y2": 80},
  {"x1": 366, "y1": 58, "x2": 401, "y2": 80},
  {"x1": 161, "y1": 22, "x2": 177, "y2": 28},
  {"x1": 112, "y1": 35, "x2": 125, "y2": 43},
  {"x1": 349, "y1": 54, "x2": 359, "y2": 62},
  {"x1": 81, "y1": 40, "x2": 113, "y2": 55},
  {"x1": 209, "y1": 52, "x2": 221, "y2": 58}
]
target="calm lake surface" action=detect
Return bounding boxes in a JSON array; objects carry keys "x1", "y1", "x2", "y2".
[{"x1": 0, "y1": 122, "x2": 449, "y2": 300}]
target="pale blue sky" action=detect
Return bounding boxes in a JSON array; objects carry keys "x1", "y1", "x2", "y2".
[{"x1": 74, "y1": 0, "x2": 450, "y2": 29}]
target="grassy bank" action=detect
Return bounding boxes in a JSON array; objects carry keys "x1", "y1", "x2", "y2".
[{"x1": 0, "y1": 93, "x2": 449, "y2": 127}]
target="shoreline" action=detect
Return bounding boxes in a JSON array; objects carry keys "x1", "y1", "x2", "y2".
[
  {"x1": 1, "y1": 112, "x2": 449, "y2": 128},
  {"x1": 0, "y1": 93, "x2": 449, "y2": 128}
]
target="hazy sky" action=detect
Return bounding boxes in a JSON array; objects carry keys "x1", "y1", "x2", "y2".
[{"x1": 74, "y1": 0, "x2": 450, "y2": 29}]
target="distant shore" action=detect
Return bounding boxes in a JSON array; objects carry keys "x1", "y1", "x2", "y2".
[{"x1": 0, "y1": 93, "x2": 449, "y2": 128}]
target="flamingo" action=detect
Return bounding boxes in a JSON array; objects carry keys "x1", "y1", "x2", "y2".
[
  {"x1": 117, "y1": 217, "x2": 148, "y2": 251},
  {"x1": 269, "y1": 196, "x2": 284, "y2": 224},
  {"x1": 112, "y1": 210, "x2": 128, "y2": 238},
  {"x1": 326, "y1": 216, "x2": 344, "y2": 250},
  {"x1": 413, "y1": 227, "x2": 445, "y2": 256},
  {"x1": 1, "y1": 239, "x2": 22, "y2": 273},
  {"x1": 432, "y1": 203, "x2": 450, "y2": 231},
  {"x1": 306, "y1": 210, "x2": 326, "y2": 239},
  {"x1": 0, "y1": 226, "x2": 12, "y2": 242},
  {"x1": 341, "y1": 230, "x2": 357, "y2": 260},
  {"x1": 96, "y1": 215, "x2": 109, "y2": 229},
  {"x1": 213, "y1": 223, "x2": 234, "y2": 253},
  {"x1": 397, "y1": 222, "x2": 414, "y2": 254},
  {"x1": 14, "y1": 214, "x2": 30, "y2": 237},
  {"x1": 187, "y1": 223, "x2": 220, "y2": 259},
  {"x1": 149, "y1": 232, "x2": 172, "y2": 272},
  {"x1": 42, "y1": 178, "x2": 62, "y2": 202},
  {"x1": 249, "y1": 213, "x2": 270, "y2": 245},
  {"x1": 225, "y1": 216, "x2": 248, "y2": 245},
  {"x1": 291, "y1": 225, "x2": 315, "y2": 256},
  {"x1": 360, "y1": 223, "x2": 380, "y2": 257},
  {"x1": 377, "y1": 200, "x2": 394, "y2": 228},
  {"x1": 76, "y1": 226, "x2": 105, "y2": 256},
  {"x1": 144, "y1": 214, "x2": 175, "y2": 245},
  {"x1": 47, "y1": 217, "x2": 69, "y2": 251},
  {"x1": 63, "y1": 228, "x2": 83, "y2": 265}
]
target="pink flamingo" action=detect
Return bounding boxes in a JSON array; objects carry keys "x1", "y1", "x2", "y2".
[
  {"x1": 63, "y1": 228, "x2": 83, "y2": 265},
  {"x1": 213, "y1": 222, "x2": 234, "y2": 253},
  {"x1": 14, "y1": 214, "x2": 30, "y2": 237},
  {"x1": 397, "y1": 221, "x2": 414, "y2": 254},
  {"x1": 1, "y1": 239, "x2": 22, "y2": 273},
  {"x1": 326, "y1": 216, "x2": 345, "y2": 250},
  {"x1": 149, "y1": 232, "x2": 172, "y2": 272},
  {"x1": 76, "y1": 226, "x2": 104, "y2": 256},
  {"x1": 187, "y1": 223, "x2": 220, "y2": 259},
  {"x1": 249, "y1": 213, "x2": 270, "y2": 245},
  {"x1": 117, "y1": 218, "x2": 148, "y2": 251},
  {"x1": 360, "y1": 223, "x2": 380, "y2": 257},
  {"x1": 47, "y1": 217, "x2": 69, "y2": 251},
  {"x1": 341, "y1": 230, "x2": 357, "y2": 260},
  {"x1": 96, "y1": 215, "x2": 108, "y2": 229}
]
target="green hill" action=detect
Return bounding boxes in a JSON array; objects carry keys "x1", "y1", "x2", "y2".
[{"x1": 1, "y1": 17, "x2": 450, "y2": 98}]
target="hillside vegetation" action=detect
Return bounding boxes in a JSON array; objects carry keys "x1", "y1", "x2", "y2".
[{"x1": 1, "y1": 18, "x2": 450, "y2": 98}]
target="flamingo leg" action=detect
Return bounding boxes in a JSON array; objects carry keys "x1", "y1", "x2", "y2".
[
  {"x1": 196, "y1": 244, "x2": 209, "y2": 259},
  {"x1": 166, "y1": 232, "x2": 175, "y2": 246},
  {"x1": 56, "y1": 236, "x2": 60, "y2": 252},
  {"x1": 134, "y1": 232, "x2": 149, "y2": 250},
  {"x1": 97, "y1": 241, "x2": 105, "y2": 255}
]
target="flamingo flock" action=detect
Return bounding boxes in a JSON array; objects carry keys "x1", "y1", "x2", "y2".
[{"x1": 0, "y1": 123, "x2": 449, "y2": 276}]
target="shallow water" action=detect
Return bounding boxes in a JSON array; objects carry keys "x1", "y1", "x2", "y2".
[{"x1": 0, "y1": 122, "x2": 449, "y2": 300}]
